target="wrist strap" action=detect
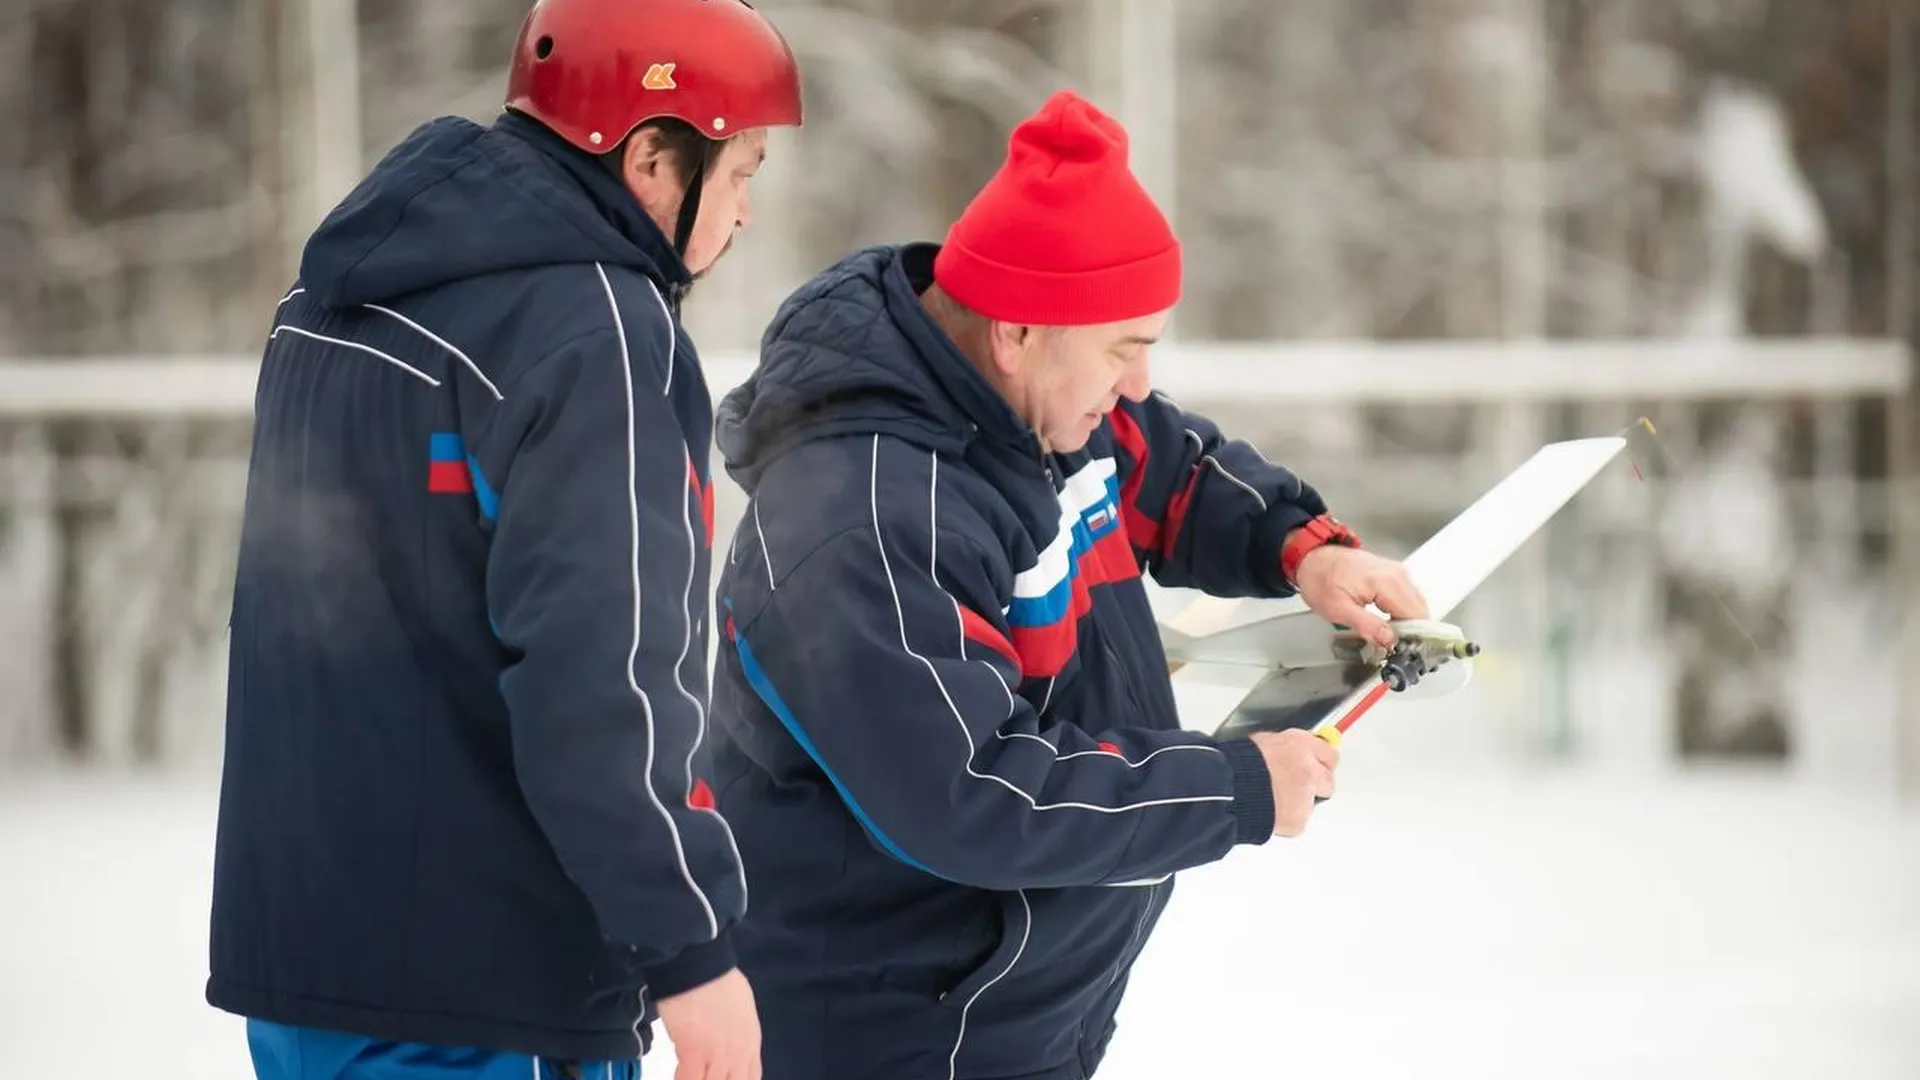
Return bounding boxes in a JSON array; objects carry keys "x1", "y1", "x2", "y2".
[{"x1": 1281, "y1": 513, "x2": 1362, "y2": 586}]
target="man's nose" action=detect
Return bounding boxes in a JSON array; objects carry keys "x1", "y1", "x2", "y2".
[{"x1": 1117, "y1": 356, "x2": 1152, "y2": 402}]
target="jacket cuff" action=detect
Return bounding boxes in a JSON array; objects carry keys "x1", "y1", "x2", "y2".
[
  {"x1": 1219, "y1": 738, "x2": 1275, "y2": 846},
  {"x1": 1250, "y1": 502, "x2": 1321, "y2": 594},
  {"x1": 643, "y1": 931, "x2": 738, "y2": 1001}
]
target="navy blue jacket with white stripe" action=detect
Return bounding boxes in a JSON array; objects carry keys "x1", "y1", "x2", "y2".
[
  {"x1": 710, "y1": 243, "x2": 1331, "y2": 1080},
  {"x1": 206, "y1": 111, "x2": 739, "y2": 1062}
]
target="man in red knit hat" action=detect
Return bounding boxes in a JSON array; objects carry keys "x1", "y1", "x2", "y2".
[{"x1": 706, "y1": 89, "x2": 1426, "y2": 1080}]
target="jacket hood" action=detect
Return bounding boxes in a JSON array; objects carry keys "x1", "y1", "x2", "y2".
[
  {"x1": 715, "y1": 243, "x2": 1036, "y2": 493},
  {"x1": 297, "y1": 111, "x2": 691, "y2": 308}
]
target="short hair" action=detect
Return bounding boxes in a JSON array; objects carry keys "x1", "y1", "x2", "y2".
[
  {"x1": 599, "y1": 116, "x2": 717, "y2": 187},
  {"x1": 921, "y1": 281, "x2": 982, "y2": 327}
]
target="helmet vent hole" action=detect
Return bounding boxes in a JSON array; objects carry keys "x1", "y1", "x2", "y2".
[{"x1": 535, "y1": 36, "x2": 554, "y2": 60}]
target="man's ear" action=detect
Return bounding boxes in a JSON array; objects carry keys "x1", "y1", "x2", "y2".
[
  {"x1": 620, "y1": 128, "x2": 674, "y2": 187},
  {"x1": 986, "y1": 320, "x2": 1032, "y2": 377}
]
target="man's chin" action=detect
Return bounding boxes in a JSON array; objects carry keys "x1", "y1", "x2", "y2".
[
  {"x1": 1047, "y1": 429, "x2": 1095, "y2": 455},
  {"x1": 690, "y1": 236, "x2": 737, "y2": 281}
]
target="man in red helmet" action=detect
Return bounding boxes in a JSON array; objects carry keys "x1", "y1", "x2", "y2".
[
  {"x1": 705, "y1": 90, "x2": 1427, "y2": 1079},
  {"x1": 204, "y1": 2, "x2": 801, "y2": 1078}
]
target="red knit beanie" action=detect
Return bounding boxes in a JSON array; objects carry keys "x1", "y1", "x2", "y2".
[{"x1": 933, "y1": 90, "x2": 1181, "y2": 326}]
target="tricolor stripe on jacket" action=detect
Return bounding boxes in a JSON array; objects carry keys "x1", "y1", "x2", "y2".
[{"x1": 963, "y1": 456, "x2": 1144, "y2": 680}]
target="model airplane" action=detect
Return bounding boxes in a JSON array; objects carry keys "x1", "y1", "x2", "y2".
[{"x1": 1158, "y1": 433, "x2": 1631, "y2": 747}]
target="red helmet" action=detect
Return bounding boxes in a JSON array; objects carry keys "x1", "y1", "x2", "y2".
[{"x1": 505, "y1": 0, "x2": 804, "y2": 154}]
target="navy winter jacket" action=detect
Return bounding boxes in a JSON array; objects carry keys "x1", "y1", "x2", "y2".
[
  {"x1": 207, "y1": 111, "x2": 740, "y2": 1062},
  {"x1": 709, "y1": 243, "x2": 1332, "y2": 1080}
]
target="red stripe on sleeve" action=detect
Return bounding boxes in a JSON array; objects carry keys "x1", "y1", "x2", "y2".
[
  {"x1": 1106, "y1": 408, "x2": 1162, "y2": 552},
  {"x1": 688, "y1": 777, "x2": 717, "y2": 811},
  {"x1": 957, "y1": 602, "x2": 1021, "y2": 669},
  {"x1": 1157, "y1": 465, "x2": 1204, "y2": 562},
  {"x1": 701, "y1": 474, "x2": 715, "y2": 548},
  {"x1": 686, "y1": 456, "x2": 716, "y2": 548}
]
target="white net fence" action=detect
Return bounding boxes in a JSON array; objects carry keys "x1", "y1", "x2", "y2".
[{"x1": 0, "y1": 343, "x2": 1911, "y2": 796}]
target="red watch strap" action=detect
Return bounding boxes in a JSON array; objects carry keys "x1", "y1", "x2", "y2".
[{"x1": 1281, "y1": 513, "x2": 1362, "y2": 585}]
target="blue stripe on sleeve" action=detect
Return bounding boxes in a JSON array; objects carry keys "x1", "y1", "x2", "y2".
[
  {"x1": 467, "y1": 455, "x2": 501, "y2": 520},
  {"x1": 732, "y1": 629, "x2": 945, "y2": 880}
]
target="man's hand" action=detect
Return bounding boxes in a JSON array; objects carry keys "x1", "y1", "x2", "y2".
[
  {"x1": 1294, "y1": 545, "x2": 1429, "y2": 649},
  {"x1": 655, "y1": 967, "x2": 762, "y2": 1080},
  {"x1": 1249, "y1": 729, "x2": 1338, "y2": 837}
]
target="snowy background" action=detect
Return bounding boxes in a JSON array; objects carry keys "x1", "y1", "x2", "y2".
[
  {"x1": 6, "y1": 704, "x2": 1918, "y2": 1079},
  {"x1": 3, "y1": 0, "x2": 1918, "y2": 1076}
]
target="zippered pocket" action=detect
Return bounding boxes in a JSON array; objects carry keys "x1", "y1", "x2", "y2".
[
  {"x1": 937, "y1": 890, "x2": 1031, "y2": 1011},
  {"x1": 1089, "y1": 614, "x2": 1154, "y2": 724},
  {"x1": 1102, "y1": 881, "x2": 1161, "y2": 993}
]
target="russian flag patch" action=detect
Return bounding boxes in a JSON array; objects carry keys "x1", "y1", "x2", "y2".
[{"x1": 428, "y1": 432, "x2": 474, "y2": 494}]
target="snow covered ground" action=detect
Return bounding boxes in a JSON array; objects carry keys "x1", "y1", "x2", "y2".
[{"x1": 3, "y1": 748, "x2": 1915, "y2": 1080}]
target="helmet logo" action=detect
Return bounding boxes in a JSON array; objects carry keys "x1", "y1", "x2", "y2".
[{"x1": 642, "y1": 63, "x2": 678, "y2": 91}]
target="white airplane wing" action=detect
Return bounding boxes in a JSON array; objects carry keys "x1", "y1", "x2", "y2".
[{"x1": 1165, "y1": 434, "x2": 1630, "y2": 736}]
